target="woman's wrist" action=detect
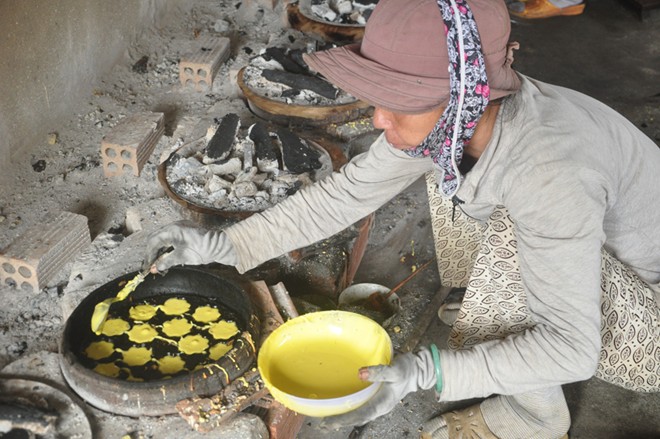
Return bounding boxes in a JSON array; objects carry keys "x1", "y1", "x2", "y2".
[{"x1": 430, "y1": 343, "x2": 443, "y2": 394}]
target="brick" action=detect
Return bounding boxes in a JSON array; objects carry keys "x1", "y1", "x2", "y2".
[
  {"x1": 265, "y1": 401, "x2": 305, "y2": 439},
  {"x1": 179, "y1": 36, "x2": 231, "y2": 91},
  {"x1": 245, "y1": 281, "x2": 304, "y2": 439},
  {"x1": 0, "y1": 212, "x2": 91, "y2": 292},
  {"x1": 101, "y1": 112, "x2": 165, "y2": 177}
]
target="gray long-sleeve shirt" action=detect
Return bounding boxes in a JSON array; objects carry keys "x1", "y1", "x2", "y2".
[{"x1": 224, "y1": 75, "x2": 660, "y2": 400}]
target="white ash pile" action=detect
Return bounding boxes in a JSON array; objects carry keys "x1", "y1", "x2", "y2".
[
  {"x1": 166, "y1": 113, "x2": 331, "y2": 212},
  {"x1": 242, "y1": 44, "x2": 358, "y2": 106},
  {"x1": 309, "y1": 0, "x2": 378, "y2": 25}
]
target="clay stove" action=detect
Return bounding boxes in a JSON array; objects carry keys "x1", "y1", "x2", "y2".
[{"x1": 59, "y1": 267, "x2": 259, "y2": 417}]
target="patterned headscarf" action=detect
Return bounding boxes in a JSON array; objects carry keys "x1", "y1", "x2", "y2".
[{"x1": 405, "y1": 0, "x2": 490, "y2": 198}]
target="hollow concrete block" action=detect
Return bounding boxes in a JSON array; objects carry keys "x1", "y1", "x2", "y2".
[
  {"x1": 0, "y1": 212, "x2": 91, "y2": 292},
  {"x1": 179, "y1": 36, "x2": 231, "y2": 91},
  {"x1": 101, "y1": 111, "x2": 165, "y2": 177}
]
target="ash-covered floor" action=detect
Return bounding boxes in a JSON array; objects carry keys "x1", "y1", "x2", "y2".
[{"x1": 0, "y1": 0, "x2": 658, "y2": 438}]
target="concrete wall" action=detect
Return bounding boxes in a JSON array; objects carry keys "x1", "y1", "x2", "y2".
[{"x1": 0, "y1": 0, "x2": 182, "y2": 178}]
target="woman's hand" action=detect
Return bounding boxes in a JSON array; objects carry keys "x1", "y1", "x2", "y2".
[
  {"x1": 144, "y1": 221, "x2": 238, "y2": 272},
  {"x1": 321, "y1": 348, "x2": 438, "y2": 429}
]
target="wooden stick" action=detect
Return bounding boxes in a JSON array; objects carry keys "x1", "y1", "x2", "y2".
[
  {"x1": 248, "y1": 281, "x2": 306, "y2": 439},
  {"x1": 247, "y1": 280, "x2": 284, "y2": 346},
  {"x1": 345, "y1": 213, "x2": 374, "y2": 288},
  {"x1": 268, "y1": 282, "x2": 299, "y2": 321},
  {"x1": 385, "y1": 258, "x2": 435, "y2": 299}
]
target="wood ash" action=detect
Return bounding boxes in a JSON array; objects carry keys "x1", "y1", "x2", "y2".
[
  {"x1": 166, "y1": 113, "x2": 331, "y2": 212},
  {"x1": 242, "y1": 44, "x2": 358, "y2": 106},
  {"x1": 309, "y1": 0, "x2": 378, "y2": 25}
]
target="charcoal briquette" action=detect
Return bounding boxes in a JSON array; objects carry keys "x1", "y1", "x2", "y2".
[
  {"x1": 249, "y1": 122, "x2": 277, "y2": 162},
  {"x1": 263, "y1": 47, "x2": 307, "y2": 75},
  {"x1": 261, "y1": 69, "x2": 338, "y2": 100},
  {"x1": 249, "y1": 122, "x2": 279, "y2": 173},
  {"x1": 206, "y1": 113, "x2": 240, "y2": 160},
  {"x1": 276, "y1": 128, "x2": 322, "y2": 174},
  {"x1": 281, "y1": 88, "x2": 302, "y2": 98}
]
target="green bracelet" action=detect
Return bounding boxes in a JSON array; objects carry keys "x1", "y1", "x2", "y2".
[{"x1": 430, "y1": 343, "x2": 443, "y2": 394}]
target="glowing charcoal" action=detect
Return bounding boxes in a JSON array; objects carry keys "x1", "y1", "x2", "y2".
[
  {"x1": 100, "y1": 318, "x2": 130, "y2": 336},
  {"x1": 192, "y1": 306, "x2": 221, "y2": 323},
  {"x1": 208, "y1": 320, "x2": 239, "y2": 340},
  {"x1": 209, "y1": 342, "x2": 233, "y2": 360},
  {"x1": 179, "y1": 334, "x2": 209, "y2": 355},
  {"x1": 85, "y1": 341, "x2": 115, "y2": 360},
  {"x1": 127, "y1": 324, "x2": 159, "y2": 343},
  {"x1": 94, "y1": 362, "x2": 121, "y2": 378},
  {"x1": 160, "y1": 298, "x2": 191, "y2": 315},
  {"x1": 157, "y1": 356, "x2": 186, "y2": 375},
  {"x1": 162, "y1": 318, "x2": 193, "y2": 337},
  {"x1": 122, "y1": 347, "x2": 153, "y2": 366},
  {"x1": 129, "y1": 304, "x2": 158, "y2": 321}
]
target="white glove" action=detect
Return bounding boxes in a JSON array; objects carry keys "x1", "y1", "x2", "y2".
[
  {"x1": 321, "y1": 348, "x2": 438, "y2": 429},
  {"x1": 144, "y1": 221, "x2": 238, "y2": 272}
]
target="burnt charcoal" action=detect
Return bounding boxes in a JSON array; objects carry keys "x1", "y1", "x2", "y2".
[
  {"x1": 263, "y1": 47, "x2": 307, "y2": 75},
  {"x1": 362, "y1": 8, "x2": 374, "y2": 20},
  {"x1": 286, "y1": 180, "x2": 303, "y2": 196},
  {"x1": 281, "y1": 88, "x2": 302, "y2": 98},
  {"x1": 339, "y1": 13, "x2": 353, "y2": 23},
  {"x1": 250, "y1": 122, "x2": 279, "y2": 173},
  {"x1": 32, "y1": 160, "x2": 46, "y2": 172},
  {"x1": 287, "y1": 48, "x2": 311, "y2": 74},
  {"x1": 354, "y1": 0, "x2": 378, "y2": 5},
  {"x1": 132, "y1": 55, "x2": 149, "y2": 74},
  {"x1": 276, "y1": 128, "x2": 322, "y2": 174},
  {"x1": 249, "y1": 122, "x2": 277, "y2": 162},
  {"x1": 206, "y1": 113, "x2": 240, "y2": 160},
  {"x1": 261, "y1": 69, "x2": 338, "y2": 100}
]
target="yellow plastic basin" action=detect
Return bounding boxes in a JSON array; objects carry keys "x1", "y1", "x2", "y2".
[{"x1": 258, "y1": 310, "x2": 392, "y2": 417}]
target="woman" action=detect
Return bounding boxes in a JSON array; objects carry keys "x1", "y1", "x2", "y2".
[{"x1": 145, "y1": 0, "x2": 660, "y2": 437}]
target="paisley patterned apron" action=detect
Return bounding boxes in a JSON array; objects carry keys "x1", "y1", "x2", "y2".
[{"x1": 426, "y1": 171, "x2": 660, "y2": 392}]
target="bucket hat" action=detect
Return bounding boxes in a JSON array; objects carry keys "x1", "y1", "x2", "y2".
[{"x1": 304, "y1": 0, "x2": 521, "y2": 114}]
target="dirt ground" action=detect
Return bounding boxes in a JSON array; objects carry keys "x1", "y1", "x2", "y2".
[{"x1": 0, "y1": 0, "x2": 658, "y2": 438}]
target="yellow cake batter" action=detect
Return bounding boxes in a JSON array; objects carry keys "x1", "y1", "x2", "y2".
[
  {"x1": 129, "y1": 304, "x2": 158, "y2": 321},
  {"x1": 157, "y1": 355, "x2": 187, "y2": 375},
  {"x1": 208, "y1": 320, "x2": 239, "y2": 340},
  {"x1": 85, "y1": 341, "x2": 115, "y2": 360},
  {"x1": 209, "y1": 342, "x2": 233, "y2": 360},
  {"x1": 179, "y1": 334, "x2": 209, "y2": 355},
  {"x1": 127, "y1": 323, "x2": 159, "y2": 343},
  {"x1": 192, "y1": 306, "x2": 221, "y2": 323},
  {"x1": 100, "y1": 318, "x2": 130, "y2": 337},
  {"x1": 160, "y1": 298, "x2": 191, "y2": 315},
  {"x1": 162, "y1": 318, "x2": 193, "y2": 337},
  {"x1": 121, "y1": 346, "x2": 153, "y2": 366}
]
